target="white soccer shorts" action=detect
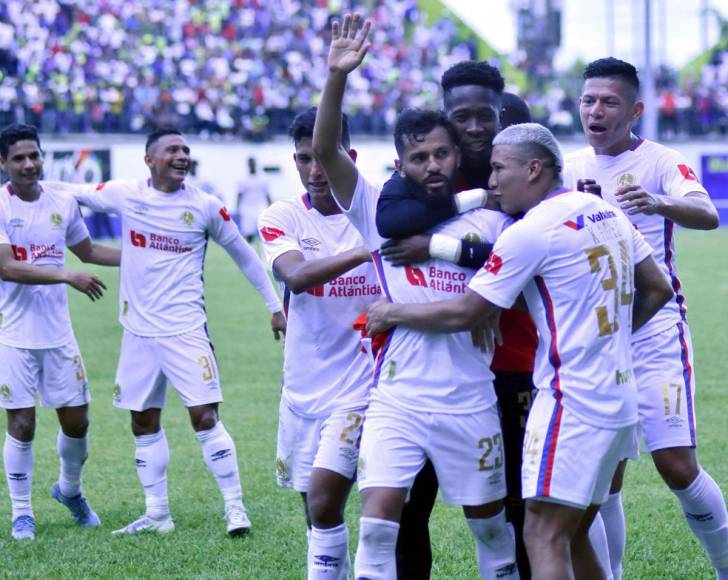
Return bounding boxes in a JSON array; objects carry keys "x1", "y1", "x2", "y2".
[
  {"x1": 0, "y1": 341, "x2": 89, "y2": 409},
  {"x1": 113, "y1": 327, "x2": 223, "y2": 411},
  {"x1": 633, "y1": 321, "x2": 697, "y2": 451},
  {"x1": 522, "y1": 391, "x2": 637, "y2": 508},
  {"x1": 357, "y1": 397, "x2": 507, "y2": 506},
  {"x1": 276, "y1": 398, "x2": 366, "y2": 493}
]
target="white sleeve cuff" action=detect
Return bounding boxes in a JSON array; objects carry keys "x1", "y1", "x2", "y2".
[
  {"x1": 454, "y1": 188, "x2": 488, "y2": 213},
  {"x1": 429, "y1": 234, "x2": 462, "y2": 264}
]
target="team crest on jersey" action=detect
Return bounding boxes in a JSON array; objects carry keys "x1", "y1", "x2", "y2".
[
  {"x1": 50, "y1": 212, "x2": 63, "y2": 228},
  {"x1": 180, "y1": 210, "x2": 194, "y2": 226},
  {"x1": 112, "y1": 384, "x2": 121, "y2": 402},
  {"x1": 617, "y1": 173, "x2": 636, "y2": 187},
  {"x1": 0, "y1": 384, "x2": 10, "y2": 400},
  {"x1": 463, "y1": 232, "x2": 481, "y2": 244},
  {"x1": 276, "y1": 458, "x2": 290, "y2": 483}
]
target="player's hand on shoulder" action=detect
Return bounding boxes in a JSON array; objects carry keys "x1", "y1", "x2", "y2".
[
  {"x1": 271, "y1": 310, "x2": 287, "y2": 341},
  {"x1": 380, "y1": 235, "x2": 431, "y2": 266},
  {"x1": 365, "y1": 299, "x2": 396, "y2": 335},
  {"x1": 66, "y1": 272, "x2": 107, "y2": 301},
  {"x1": 615, "y1": 184, "x2": 661, "y2": 215},
  {"x1": 328, "y1": 13, "x2": 372, "y2": 74},
  {"x1": 576, "y1": 178, "x2": 602, "y2": 197}
]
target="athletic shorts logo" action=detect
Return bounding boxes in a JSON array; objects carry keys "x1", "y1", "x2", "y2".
[
  {"x1": 112, "y1": 384, "x2": 121, "y2": 402},
  {"x1": 181, "y1": 210, "x2": 194, "y2": 226},
  {"x1": 11, "y1": 245, "x2": 27, "y2": 261},
  {"x1": 678, "y1": 164, "x2": 699, "y2": 182},
  {"x1": 130, "y1": 230, "x2": 147, "y2": 248},
  {"x1": 0, "y1": 384, "x2": 10, "y2": 400},
  {"x1": 563, "y1": 215, "x2": 585, "y2": 230},
  {"x1": 404, "y1": 265, "x2": 427, "y2": 287},
  {"x1": 219, "y1": 207, "x2": 232, "y2": 221},
  {"x1": 276, "y1": 458, "x2": 290, "y2": 483},
  {"x1": 484, "y1": 253, "x2": 503, "y2": 275},
  {"x1": 260, "y1": 226, "x2": 285, "y2": 242}
]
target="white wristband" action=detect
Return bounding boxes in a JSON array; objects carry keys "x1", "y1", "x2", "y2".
[
  {"x1": 454, "y1": 188, "x2": 488, "y2": 213},
  {"x1": 429, "y1": 234, "x2": 462, "y2": 264}
]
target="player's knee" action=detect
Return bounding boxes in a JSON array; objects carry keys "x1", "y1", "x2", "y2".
[
  {"x1": 307, "y1": 490, "x2": 345, "y2": 528},
  {"x1": 189, "y1": 405, "x2": 218, "y2": 432},
  {"x1": 7, "y1": 411, "x2": 35, "y2": 441},
  {"x1": 659, "y1": 459, "x2": 700, "y2": 490},
  {"x1": 523, "y1": 513, "x2": 569, "y2": 553}
]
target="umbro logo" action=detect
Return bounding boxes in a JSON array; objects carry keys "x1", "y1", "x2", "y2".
[
  {"x1": 135, "y1": 459, "x2": 147, "y2": 467},
  {"x1": 8, "y1": 473, "x2": 27, "y2": 481},
  {"x1": 9, "y1": 218, "x2": 24, "y2": 228},
  {"x1": 563, "y1": 215, "x2": 585, "y2": 230},
  {"x1": 302, "y1": 237, "x2": 321, "y2": 251},
  {"x1": 313, "y1": 555, "x2": 340, "y2": 568},
  {"x1": 211, "y1": 449, "x2": 231, "y2": 462}
]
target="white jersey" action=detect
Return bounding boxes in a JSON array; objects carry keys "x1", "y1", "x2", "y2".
[
  {"x1": 469, "y1": 189, "x2": 652, "y2": 428},
  {"x1": 564, "y1": 139, "x2": 706, "y2": 340},
  {"x1": 341, "y1": 174, "x2": 512, "y2": 414},
  {"x1": 71, "y1": 178, "x2": 254, "y2": 337},
  {"x1": 0, "y1": 182, "x2": 89, "y2": 348},
  {"x1": 258, "y1": 193, "x2": 381, "y2": 417}
]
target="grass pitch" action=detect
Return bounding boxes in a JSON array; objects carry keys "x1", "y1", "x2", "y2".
[{"x1": 1, "y1": 229, "x2": 727, "y2": 579}]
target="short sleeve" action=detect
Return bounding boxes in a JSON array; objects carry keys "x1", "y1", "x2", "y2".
[
  {"x1": 65, "y1": 201, "x2": 90, "y2": 247},
  {"x1": 631, "y1": 224, "x2": 652, "y2": 264},
  {"x1": 258, "y1": 203, "x2": 302, "y2": 268},
  {"x1": 468, "y1": 220, "x2": 548, "y2": 309},
  {"x1": 336, "y1": 173, "x2": 382, "y2": 250},
  {"x1": 658, "y1": 150, "x2": 708, "y2": 199}
]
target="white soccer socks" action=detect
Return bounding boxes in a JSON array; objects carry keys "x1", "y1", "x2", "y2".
[
  {"x1": 354, "y1": 517, "x2": 399, "y2": 579},
  {"x1": 466, "y1": 510, "x2": 519, "y2": 579},
  {"x1": 672, "y1": 469, "x2": 728, "y2": 577},
  {"x1": 589, "y1": 511, "x2": 615, "y2": 580},
  {"x1": 4, "y1": 434, "x2": 33, "y2": 520},
  {"x1": 57, "y1": 430, "x2": 88, "y2": 498},
  {"x1": 600, "y1": 492, "x2": 626, "y2": 580},
  {"x1": 196, "y1": 421, "x2": 244, "y2": 509},
  {"x1": 134, "y1": 429, "x2": 170, "y2": 519},
  {"x1": 308, "y1": 523, "x2": 350, "y2": 579}
]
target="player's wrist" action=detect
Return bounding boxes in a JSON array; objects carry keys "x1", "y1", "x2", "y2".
[
  {"x1": 454, "y1": 189, "x2": 488, "y2": 214},
  {"x1": 429, "y1": 234, "x2": 462, "y2": 263}
]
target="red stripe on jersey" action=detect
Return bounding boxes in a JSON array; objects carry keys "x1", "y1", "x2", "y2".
[
  {"x1": 219, "y1": 207, "x2": 232, "y2": 221},
  {"x1": 260, "y1": 226, "x2": 285, "y2": 242},
  {"x1": 678, "y1": 164, "x2": 699, "y2": 182}
]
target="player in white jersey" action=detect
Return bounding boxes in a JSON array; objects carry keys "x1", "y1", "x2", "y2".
[
  {"x1": 237, "y1": 156, "x2": 272, "y2": 244},
  {"x1": 365, "y1": 123, "x2": 674, "y2": 579},
  {"x1": 258, "y1": 108, "x2": 380, "y2": 579},
  {"x1": 563, "y1": 58, "x2": 728, "y2": 580},
  {"x1": 56, "y1": 128, "x2": 286, "y2": 537},
  {"x1": 0, "y1": 124, "x2": 120, "y2": 540},
  {"x1": 313, "y1": 15, "x2": 518, "y2": 579}
]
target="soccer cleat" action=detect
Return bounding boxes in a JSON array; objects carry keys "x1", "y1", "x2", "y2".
[
  {"x1": 112, "y1": 515, "x2": 175, "y2": 535},
  {"x1": 51, "y1": 482, "x2": 101, "y2": 528},
  {"x1": 225, "y1": 504, "x2": 251, "y2": 537},
  {"x1": 11, "y1": 515, "x2": 35, "y2": 541}
]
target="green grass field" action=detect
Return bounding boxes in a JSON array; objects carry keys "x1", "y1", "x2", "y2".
[{"x1": 1, "y1": 230, "x2": 727, "y2": 579}]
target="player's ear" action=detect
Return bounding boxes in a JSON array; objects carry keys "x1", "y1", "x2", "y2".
[
  {"x1": 395, "y1": 158, "x2": 404, "y2": 177},
  {"x1": 632, "y1": 100, "x2": 644, "y2": 123},
  {"x1": 347, "y1": 149, "x2": 358, "y2": 163},
  {"x1": 144, "y1": 154, "x2": 153, "y2": 169},
  {"x1": 527, "y1": 159, "x2": 543, "y2": 182}
]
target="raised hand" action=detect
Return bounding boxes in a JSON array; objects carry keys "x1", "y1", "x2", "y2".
[
  {"x1": 328, "y1": 12, "x2": 372, "y2": 75},
  {"x1": 67, "y1": 272, "x2": 107, "y2": 301}
]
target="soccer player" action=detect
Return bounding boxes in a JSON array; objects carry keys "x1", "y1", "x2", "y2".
[
  {"x1": 0, "y1": 123, "x2": 119, "y2": 540},
  {"x1": 314, "y1": 15, "x2": 518, "y2": 579},
  {"x1": 365, "y1": 122, "x2": 674, "y2": 580},
  {"x1": 258, "y1": 108, "x2": 380, "y2": 579},
  {"x1": 237, "y1": 156, "x2": 272, "y2": 244},
  {"x1": 374, "y1": 62, "x2": 536, "y2": 579},
  {"x1": 564, "y1": 57, "x2": 727, "y2": 579},
  {"x1": 57, "y1": 128, "x2": 286, "y2": 536}
]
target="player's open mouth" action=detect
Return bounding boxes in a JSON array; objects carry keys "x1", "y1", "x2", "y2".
[{"x1": 588, "y1": 124, "x2": 607, "y2": 134}]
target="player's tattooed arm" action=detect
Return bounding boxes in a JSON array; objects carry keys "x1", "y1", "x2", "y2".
[
  {"x1": 365, "y1": 289, "x2": 497, "y2": 335},
  {"x1": 69, "y1": 237, "x2": 121, "y2": 266},
  {"x1": 313, "y1": 13, "x2": 372, "y2": 210},
  {"x1": 0, "y1": 243, "x2": 107, "y2": 301},
  {"x1": 273, "y1": 247, "x2": 372, "y2": 295},
  {"x1": 616, "y1": 185, "x2": 719, "y2": 230},
  {"x1": 632, "y1": 254, "x2": 673, "y2": 332}
]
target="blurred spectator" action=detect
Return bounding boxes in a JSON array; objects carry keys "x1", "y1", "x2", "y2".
[
  {"x1": 0, "y1": 0, "x2": 475, "y2": 138},
  {"x1": 236, "y1": 156, "x2": 271, "y2": 244}
]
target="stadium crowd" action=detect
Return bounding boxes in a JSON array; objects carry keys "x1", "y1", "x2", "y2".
[{"x1": 0, "y1": 0, "x2": 475, "y2": 139}]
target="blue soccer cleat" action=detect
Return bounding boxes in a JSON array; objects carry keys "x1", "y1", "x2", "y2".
[
  {"x1": 11, "y1": 515, "x2": 35, "y2": 541},
  {"x1": 51, "y1": 482, "x2": 101, "y2": 528}
]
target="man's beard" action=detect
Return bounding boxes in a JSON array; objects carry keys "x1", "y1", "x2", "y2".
[{"x1": 403, "y1": 174, "x2": 454, "y2": 207}]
